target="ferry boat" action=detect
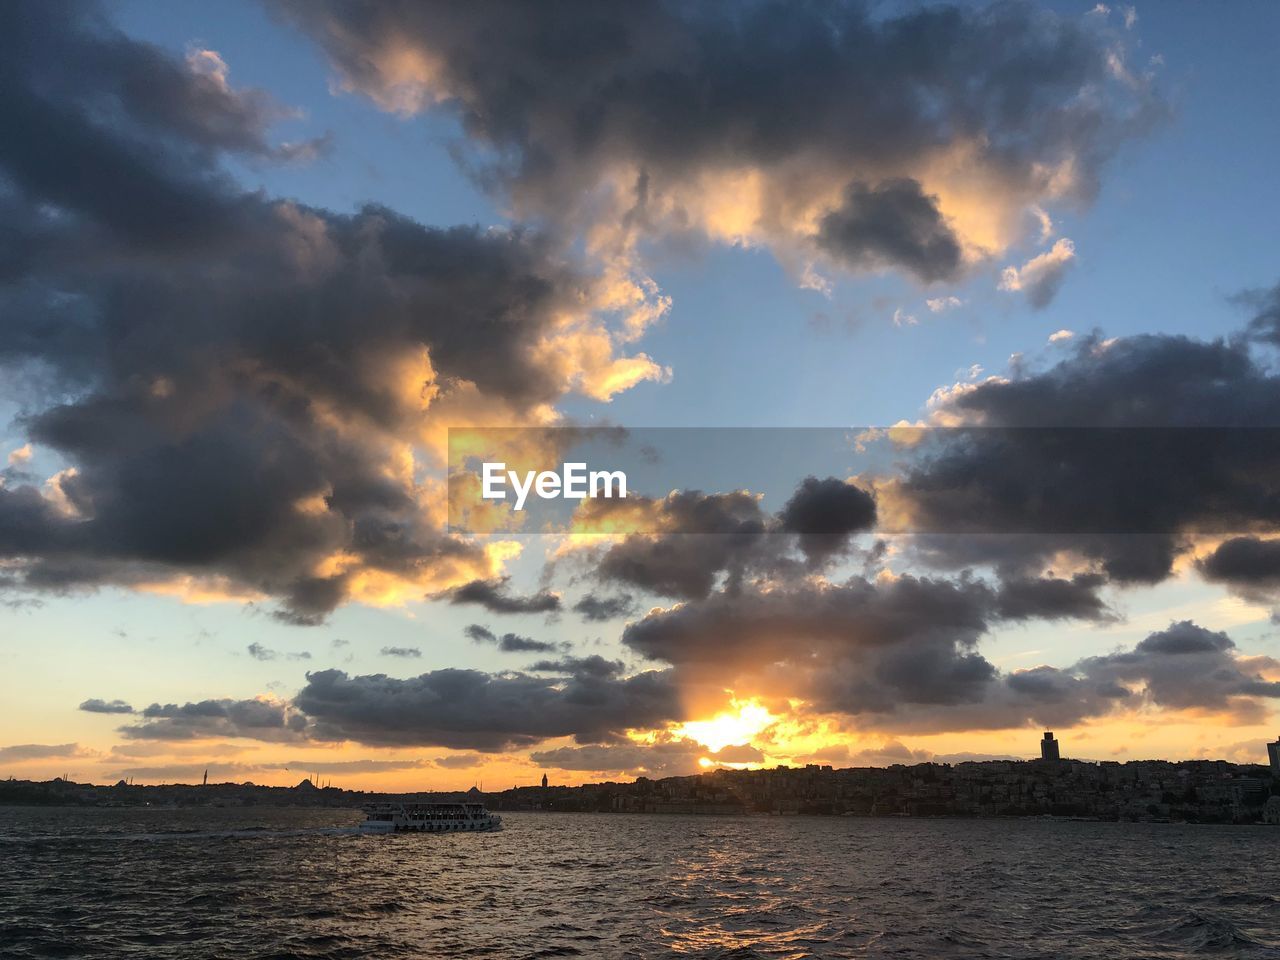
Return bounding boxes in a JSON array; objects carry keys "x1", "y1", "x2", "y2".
[{"x1": 359, "y1": 801, "x2": 502, "y2": 834}]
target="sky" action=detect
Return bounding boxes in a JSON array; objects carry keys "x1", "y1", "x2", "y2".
[{"x1": 2, "y1": 0, "x2": 1280, "y2": 790}]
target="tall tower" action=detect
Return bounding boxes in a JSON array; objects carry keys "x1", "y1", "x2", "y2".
[
  {"x1": 541, "y1": 772, "x2": 549, "y2": 788},
  {"x1": 1268, "y1": 736, "x2": 1280, "y2": 777},
  {"x1": 1040, "y1": 732, "x2": 1060, "y2": 761}
]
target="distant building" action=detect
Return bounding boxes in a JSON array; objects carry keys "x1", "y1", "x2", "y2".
[
  {"x1": 1040, "y1": 731, "x2": 1060, "y2": 761},
  {"x1": 1268, "y1": 737, "x2": 1280, "y2": 777},
  {"x1": 541, "y1": 772, "x2": 549, "y2": 789}
]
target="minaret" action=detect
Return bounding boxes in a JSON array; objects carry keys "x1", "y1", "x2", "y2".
[
  {"x1": 541, "y1": 772, "x2": 549, "y2": 788},
  {"x1": 202, "y1": 768, "x2": 208, "y2": 786}
]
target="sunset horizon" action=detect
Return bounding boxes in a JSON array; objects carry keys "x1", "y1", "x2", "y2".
[
  {"x1": 3, "y1": 3, "x2": 1280, "y2": 954},
  {"x1": 4, "y1": 0, "x2": 1280, "y2": 797}
]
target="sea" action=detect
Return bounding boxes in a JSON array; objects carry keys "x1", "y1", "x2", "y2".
[{"x1": 1, "y1": 806, "x2": 1278, "y2": 959}]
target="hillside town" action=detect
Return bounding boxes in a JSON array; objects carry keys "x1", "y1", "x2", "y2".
[{"x1": 6, "y1": 734, "x2": 1280, "y2": 825}]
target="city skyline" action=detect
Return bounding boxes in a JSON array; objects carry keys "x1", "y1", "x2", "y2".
[
  {"x1": 8, "y1": 727, "x2": 1280, "y2": 828},
  {"x1": 4, "y1": 0, "x2": 1280, "y2": 792}
]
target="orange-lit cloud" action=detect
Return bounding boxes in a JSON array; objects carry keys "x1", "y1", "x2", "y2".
[{"x1": 283, "y1": 0, "x2": 1161, "y2": 298}]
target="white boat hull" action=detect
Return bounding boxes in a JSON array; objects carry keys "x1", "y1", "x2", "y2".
[{"x1": 359, "y1": 800, "x2": 502, "y2": 834}]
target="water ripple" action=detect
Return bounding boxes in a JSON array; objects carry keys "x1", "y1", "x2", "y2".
[{"x1": 1, "y1": 808, "x2": 1279, "y2": 959}]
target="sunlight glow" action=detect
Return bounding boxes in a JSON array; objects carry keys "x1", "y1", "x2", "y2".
[{"x1": 673, "y1": 699, "x2": 775, "y2": 753}]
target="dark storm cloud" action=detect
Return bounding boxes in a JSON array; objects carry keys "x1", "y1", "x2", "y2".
[
  {"x1": 593, "y1": 491, "x2": 771, "y2": 600},
  {"x1": 116, "y1": 598, "x2": 1275, "y2": 749},
  {"x1": 273, "y1": 577, "x2": 353, "y2": 628},
  {"x1": 0, "y1": 485, "x2": 72, "y2": 558},
  {"x1": 78, "y1": 698, "x2": 135, "y2": 714},
  {"x1": 1198, "y1": 537, "x2": 1280, "y2": 603},
  {"x1": 623, "y1": 576, "x2": 1002, "y2": 712},
  {"x1": 589, "y1": 478, "x2": 875, "y2": 600},
  {"x1": 501, "y1": 634, "x2": 562, "y2": 653},
  {"x1": 894, "y1": 330, "x2": 1280, "y2": 583},
  {"x1": 992, "y1": 573, "x2": 1115, "y2": 622},
  {"x1": 446, "y1": 580, "x2": 562, "y2": 615},
  {"x1": 0, "y1": 1, "x2": 309, "y2": 255},
  {"x1": 119, "y1": 661, "x2": 685, "y2": 750},
  {"x1": 1067, "y1": 621, "x2": 1280, "y2": 716},
  {"x1": 463, "y1": 624, "x2": 493, "y2": 643},
  {"x1": 620, "y1": 572, "x2": 1106, "y2": 720},
  {"x1": 293, "y1": 665, "x2": 684, "y2": 751},
  {"x1": 778, "y1": 475, "x2": 877, "y2": 566},
  {"x1": 0, "y1": 1, "x2": 639, "y2": 623},
  {"x1": 529, "y1": 738, "x2": 703, "y2": 777},
  {"x1": 573, "y1": 592, "x2": 637, "y2": 622},
  {"x1": 814, "y1": 180, "x2": 962, "y2": 283},
  {"x1": 527, "y1": 655, "x2": 625, "y2": 678},
  {"x1": 465, "y1": 624, "x2": 563, "y2": 654},
  {"x1": 938, "y1": 333, "x2": 1280, "y2": 427},
  {"x1": 278, "y1": 0, "x2": 1159, "y2": 280},
  {"x1": 623, "y1": 571, "x2": 1280, "y2": 730},
  {"x1": 120, "y1": 698, "x2": 308, "y2": 742},
  {"x1": 5, "y1": 3, "x2": 317, "y2": 157}
]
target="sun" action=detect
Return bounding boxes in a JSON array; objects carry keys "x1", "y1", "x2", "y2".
[{"x1": 672, "y1": 698, "x2": 775, "y2": 753}]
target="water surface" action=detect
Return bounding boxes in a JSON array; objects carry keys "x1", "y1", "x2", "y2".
[{"x1": 2, "y1": 807, "x2": 1278, "y2": 958}]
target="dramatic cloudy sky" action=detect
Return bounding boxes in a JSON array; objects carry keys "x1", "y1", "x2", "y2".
[{"x1": 3, "y1": 0, "x2": 1280, "y2": 789}]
